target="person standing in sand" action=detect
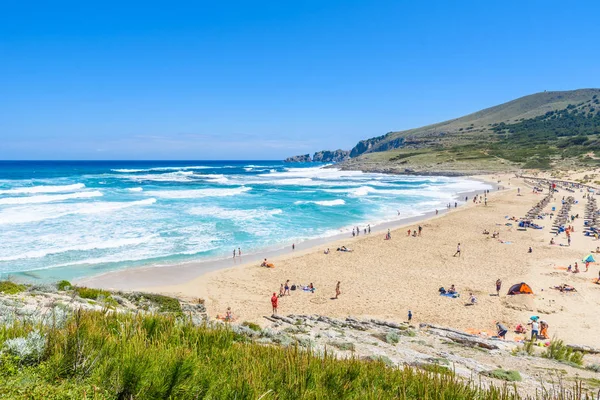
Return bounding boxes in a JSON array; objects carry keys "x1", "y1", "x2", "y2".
[
  {"x1": 279, "y1": 284, "x2": 284, "y2": 297},
  {"x1": 233, "y1": 249, "x2": 236, "y2": 258},
  {"x1": 284, "y1": 280, "x2": 290, "y2": 296},
  {"x1": 495, "y1": 279, "x2": 502, "y2": 296},
  {"x1": 238, "y1": 248, "x2": 241, "y2": 257},
  {"x1": 454, "y1": 243, "x2": 461, "y2": 257},
  {"x1": 271, "y1": 292, "x2": 278, "y2": 316},
  {"x1": 335, "y1": 281, "x2": 341, "y2": 299}
]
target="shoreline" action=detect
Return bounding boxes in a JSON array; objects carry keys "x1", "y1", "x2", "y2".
[{"x1": 77, "y1": 175, "x2": 500, "y2": 290}]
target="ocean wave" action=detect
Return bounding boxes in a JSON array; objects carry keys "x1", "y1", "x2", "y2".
[
  {"x1": 188, "y1": 206, "x2": 282, "y2": 220},
  {"x1": 127, "y1": 187, "x2": 144, "y2": 192},
  {"x1": 118, "y1": 171, "x2": 196, "y2": 182},
  {"x1": 0, "y1": 183, "x2": 85, "y2": 195},
  {"x1": 0, "y1": 198, "x2": 157, "y2": 225},
  {"x1": 294, "y1": 199, "x2": 346, "y2": 206},
  {"x1": 112, "y1": 166, "x2": 214, "y2": 173},
  {"x1": 0, "y1": 235, "x2": 158, "y2": 262},
  {"x1": 145, "y1": 187, "x2": 251, "y2": 199},
  {"x1": 0, "y1": 190, "x2": 103, "y2": 205}
]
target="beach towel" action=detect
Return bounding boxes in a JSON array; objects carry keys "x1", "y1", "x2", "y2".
[{"x1": 440, "y1": 292, "x2": 460, "y2": 298}]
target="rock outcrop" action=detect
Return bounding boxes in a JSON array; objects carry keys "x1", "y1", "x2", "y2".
[
  {"x1": 284, "y1": 154, "x2": 312, "y2": 163},
  {"x1": 312, "y1": 149, "x2": 350, "y2": 162},
  {"x1": 285, "y1": 150, "x2": 350, "y2": 163}
]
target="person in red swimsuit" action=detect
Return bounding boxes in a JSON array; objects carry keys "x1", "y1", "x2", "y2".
[{"x1": 271, "y1": 292, "x2": 278, "y2": 316}]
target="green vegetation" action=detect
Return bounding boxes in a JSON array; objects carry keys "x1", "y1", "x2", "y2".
[
  {"x1": 0, "y1": 280, "x2": 26, "y2": 295},
  {"x1": 0, "y1": 310, "x2": 560, "y2": 399},
  {"x1": 483, "y1": 369, "x2": 522, "y2": 382},
  {"x1": 345, "y1": 89, "x2": 600, "y2": 172},
  {"x1": 123, "y1": 292, "x2": 182, "y2": 314},
  {"x1": 542, "y1": 339, "x2": 585, "y2": 365},
  {"x1": 241, "y1": 321, "x2": 261, "y2": 332},
  {"x1": 56, "y1": 280, "x2": 71, "y2": 291},
  {"x1": 74, "y1": 286, "x2": 111, "y2": 300},
  {"x1": 328, "y1": 341, "x2": 356, "y2": 351}
]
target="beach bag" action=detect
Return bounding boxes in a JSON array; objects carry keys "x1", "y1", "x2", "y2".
[{"x1": 291, "y1": 285, "x2": 297, "y2": 291}]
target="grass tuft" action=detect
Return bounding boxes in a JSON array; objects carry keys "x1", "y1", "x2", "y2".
[{"x1": 0, "y1": 280, "x2": 26, "y2": 295}]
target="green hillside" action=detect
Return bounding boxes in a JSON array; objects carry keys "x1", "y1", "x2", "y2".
[{"x1": 345, "y1": 89, "x2": 600, "y2": 173}]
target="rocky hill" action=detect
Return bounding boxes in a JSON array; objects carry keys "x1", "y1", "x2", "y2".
[
  {"x1": 285, "y1": 149, "x2": 350, "y2": 163},
  {"x1": 349, "y1": 89, "x2": 600, "y2": 158}
]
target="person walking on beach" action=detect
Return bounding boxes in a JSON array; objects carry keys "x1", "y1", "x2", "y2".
[
  {"x1": 292, "y1": 243, "x2": 295, "y2": 250},
  {"x1": 454, "y1": 243, "x2": 461, "y2": 257},
  {"x1": 279, "y1": 284, "x2": 284, "y2": 297},
  {"x1": 352, "y1": 229, "x2": 355, "y2": 237},
  {"x1": 368, "y1": 224, "x2": 371, "y2": 234},
  {"x1": 495, "y1": 279, "x2": 502, "y2": 296},
  {"x1": 233, "y1": 249, "x2": 236, "y2": 258},
  {"x1": 408, "y1": 310, "x2": 412, "y2": 323},
  {"x1": 238, "y1": 248, "x2": 241, "y2": 257},
  {"x1": 284, "y1": 280, "x2": 290, "y2": 296},
  {"x1": 271, "y1": 293, "x2": 278, "y2": 316},
  {"x1": 335, "y1": 281, "x2": 341, "y2": 299},
  {"x1": 418, "y1": 225, "x2": 422, "y2": 236}
]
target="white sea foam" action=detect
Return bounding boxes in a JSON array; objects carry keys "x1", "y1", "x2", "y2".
[
  {"x1": 112, "y1": 166, "x2": 214, "y2": 173},
  {"x1": 0, "y1": 190, "x2": 103, "y2": 205},
  {"x1": 0, "y1": 183, "x2": 85, "y2": 195},
  {"x1": 127, "y1": 187, "x2": 144, "y2": 192},
  {"x1": 188, "y1": 206, "x2": 282, "y2": 220},
  {"x1": 0, "y1": 198, "x2": 157, "y2": 225},
  {"x1": 0, "y1": 235, "x2": 158, "y2": 262},
  {"x1": 295, "y1": 199, "x2": 346, "y2": 206},
  {"x1": 118, "y1": 172, "x2": 196, "y2": 182},
  {"x1": 145, "y1": 187, "x2": 251, "y2": 199}
]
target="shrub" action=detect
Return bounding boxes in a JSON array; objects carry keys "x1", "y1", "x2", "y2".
[
  {"x1": 241, "y1": 321, "x2": 261, "y2": 332},
  {"x1": 587, "y1": 363, "x2": 600, "y2": 373},
  {"x1": 542, "y1": 339, "x2": 584, "y2": 365},
  {"x1": 56, "y1": 280, "x2": 72, "y2": 291},
  {"x1": 74, "y1": 287, "x2": 111, "y2": 300},
  {"x1": 386, "y1": 331, "x2": 400, "y2": 344},
  {"x1": 328, "y1": 341, "x2": 355, "y2": 351},
  {"x1": 484, "y1": 369, "x2": 522, "y2": 382},
  {"x1": 3, "y1": 330, "x2": 46, "y2": 365},
  {"x1": 0, "y1": 281, "x2": 26, "y2": 295}
]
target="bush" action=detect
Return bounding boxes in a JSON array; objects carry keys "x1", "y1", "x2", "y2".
[
  {"x1": 484, "y1": 369, "x2": 522, "y2": 382},
  {"x1": 3, "y1": 330, "x2": 46, "y2": 365},
  {"x1": 386, "y1": 331, "x2": 400, "y2": 344},
  {"x1": 0, "y1": 281, "x2": 26, "y2": 295},
  {"x1": 241, "y1": 321, "x2": 261, "y2": 332},
  {"x1": 587, "y1": 363, "x2": 600, "y2": 373},
  {"x1": 56, "y1": 280, "x2": 72, "y2": 291},
  {"x1": 328, "y1": 341, "x2": 355, "y2": 351},
  {"x1": 542, "y1": 339, "x2": 585, "y2": 365},
  {"x1": 74, "y1": 287, "x2": 111, "y2": 300}
]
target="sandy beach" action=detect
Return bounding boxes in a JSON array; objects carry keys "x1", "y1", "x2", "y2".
[{"x1": 92, "y1": 173, "x2": 600, "y2": 347}]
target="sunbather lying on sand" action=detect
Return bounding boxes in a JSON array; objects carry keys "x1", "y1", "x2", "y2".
[
  {"x1": 553, "y1": 284, "x2": 576, "y2": 292},
  {"x1": 337, "y1": 246, "x2": 353, "y2": 252}
]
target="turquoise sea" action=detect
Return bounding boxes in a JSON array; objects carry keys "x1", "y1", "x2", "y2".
[{"x1": 0, "y1": 161, "x2": 491, "y2": 282}]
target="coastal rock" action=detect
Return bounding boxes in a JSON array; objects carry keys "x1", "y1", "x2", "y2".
[
  {"x1": 312, "y1": 149, "x2": 350, "y2": 163},
  {"x1": 284, "y1": 154, "x2": 312, "y2": 163}
]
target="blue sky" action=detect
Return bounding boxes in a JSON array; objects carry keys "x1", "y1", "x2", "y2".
[{"x1": 1, "y1": 0, "x2": 599, "y2": 160}]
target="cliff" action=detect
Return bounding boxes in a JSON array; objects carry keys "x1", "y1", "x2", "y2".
[
  {"x1": 312, "y1": 149, "x2": 350, "y2": 162},
  {"x1": 284, "y1": 154, "x2": 312, "y2": 163}
]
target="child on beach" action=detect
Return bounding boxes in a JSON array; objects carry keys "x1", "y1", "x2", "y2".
[
  {"x1": 495, "y1": 279, "x2": 502, "y2": 296},
  {"x1": 454, "y1": 243, "x2": 461, "y2": 257},
  {"x1": 335, "y1": 281, "x2": 341, "y2": 299},
  {"x1": 279, "y1": 284, "x2": 284, "y2": 297}
]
